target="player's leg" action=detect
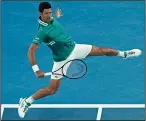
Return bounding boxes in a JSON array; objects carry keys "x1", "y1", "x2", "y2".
[
  {"x1": 87, "y1": 46, "x2": 142, "y2": 58},
  {"x1": 18, "y1": 79, "x2": 61, "y2": 118},
  {"x1": 71, "y1": 44, "x2": 118, "y2": 59},
  {"x1": 71, "y1": 44, "x2": 141, "y2": 59},
  {"x1": 30, "y1": 79, "x2": 61, "y2": 100},
  {"x1": 18, "y1": 61, "x2": 64, "y2": 118},
  {"x1": 87, "y1": 46, "x2": 118, "y2": 56}
]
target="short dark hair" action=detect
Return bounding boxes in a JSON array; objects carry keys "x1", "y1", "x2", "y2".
[{"x1": 39, "y1": 2, "x2": 52, "y2": 13}]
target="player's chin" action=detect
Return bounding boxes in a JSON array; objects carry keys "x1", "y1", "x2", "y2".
[{"x1": 43, "y1": 18, "x2": 49, "y2": 23}]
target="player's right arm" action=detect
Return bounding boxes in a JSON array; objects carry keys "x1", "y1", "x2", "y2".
[
  {"x1": 28, "y1": 31, "x2": 45, "y2": 78},
  {"x1": 28, "y1": 43, "x2": 38, "y2": 66}
]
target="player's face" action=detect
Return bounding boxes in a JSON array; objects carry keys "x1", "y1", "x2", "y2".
[{"x1": 40, "y1": 8, "x2": 52, "y2": 23}]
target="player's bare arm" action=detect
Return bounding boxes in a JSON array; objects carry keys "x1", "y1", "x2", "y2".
[
  {"x1": 28, "y1": 43, "x2": 45, "y2": 78},
  {"x1": 28, "y1": 43, "x2": 38, "y2": 65}
]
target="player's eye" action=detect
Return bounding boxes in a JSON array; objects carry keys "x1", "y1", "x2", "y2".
[{"x1": 44, "y1": 12, "x2": 51, "y2": 15}]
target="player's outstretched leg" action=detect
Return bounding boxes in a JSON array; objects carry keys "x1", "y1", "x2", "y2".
[
  {"x1": 87, "y1": 46, "x2": 142, "y2": 58},
  {"x1": 18, "y1": 79, "x2": 61, "y2": 118}
]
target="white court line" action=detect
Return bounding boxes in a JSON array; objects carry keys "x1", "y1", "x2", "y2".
[
  {"x1": 2, "y1": 104, "x2": 145, "y2": 108},
  {"x1": 1, "y1": 104, "x2": 145, "y2": 120},
  {"x1": 96, "y1": 107, "x2": 102, "y2": 120},
  {"x1": 1, "y1": 105, "x2": 4, "y2": 119},
  {"x1": 99, "y1": 104, "x2": 145, "y2": 108},
  {"x1": 3, "y1": 104, "x2": 97, "y2": 108}
]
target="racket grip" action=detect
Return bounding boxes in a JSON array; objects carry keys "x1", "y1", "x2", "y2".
[{"x1": 44, "y1": 72, "x2": 52, "y2": 76}]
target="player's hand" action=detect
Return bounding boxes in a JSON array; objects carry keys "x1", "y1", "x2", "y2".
[
  {"x1": 35, "y1": 71, "x2": 45, "y2": 78},
  {"x1": 55, "y1": 8, "x2": 63, "y2": 18}
]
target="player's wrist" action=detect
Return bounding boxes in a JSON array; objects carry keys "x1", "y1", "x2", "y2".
[{"x1": 32, "y1": 65, "x2": 40, "y2": 72}]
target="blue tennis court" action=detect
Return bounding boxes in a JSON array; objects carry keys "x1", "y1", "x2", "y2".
[{"x1": 1, "y1": 1, "x2": 145, "y2": 120}]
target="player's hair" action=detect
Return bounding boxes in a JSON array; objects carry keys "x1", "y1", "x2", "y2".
[{"x1": 39, "y1": 2, "x2": 52, "y2": 13}]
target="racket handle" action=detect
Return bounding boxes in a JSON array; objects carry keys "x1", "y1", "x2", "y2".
[{"x1": 44, "y1": 72, "x2": 52, "y2": 76}]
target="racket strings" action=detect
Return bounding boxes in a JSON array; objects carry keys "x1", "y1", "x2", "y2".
[{"x1": 62, "y1": 59, "x2": 87, "y2": 79}]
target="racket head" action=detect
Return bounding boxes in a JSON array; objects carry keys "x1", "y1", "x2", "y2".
[{"x1": 62, "y1": 59, "x2": 87, "y2": 79}]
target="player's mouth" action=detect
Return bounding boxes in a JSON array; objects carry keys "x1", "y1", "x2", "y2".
[{"x1": 47, "y1": 17, "x2": 51, "y2": 21}]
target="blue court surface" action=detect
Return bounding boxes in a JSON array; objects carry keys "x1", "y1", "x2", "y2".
[{"x1": 1, "y1": 1, "x2": 145, "y2": 120}]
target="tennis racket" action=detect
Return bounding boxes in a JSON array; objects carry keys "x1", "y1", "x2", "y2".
[{"x1": 44, "y1": 59, "x2": 87, "y2": 79}]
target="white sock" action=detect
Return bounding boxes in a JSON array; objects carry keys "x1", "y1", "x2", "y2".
[
  {"x1": 26, "y1": 96, "x2": 35, "y2": 104},
  {"x1": 117, "y1": 50, "x2": 125, "y2": 57}
]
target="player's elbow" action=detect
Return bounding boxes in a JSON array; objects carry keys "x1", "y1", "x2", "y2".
[{"x1": 27, "y1": 47, "x2": 34, "y2": 58}]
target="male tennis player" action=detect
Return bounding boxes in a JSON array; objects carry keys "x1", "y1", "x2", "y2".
[{"x1": 18, "y1": 2, "x2": 142, "y2": 118}]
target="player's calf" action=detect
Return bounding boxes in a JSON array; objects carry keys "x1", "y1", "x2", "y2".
[
  {"x1": 31, "y1": 79, "x2": 61, "y2": 100},
  {"x1": 32, "y1": 87, "x2": 58, "y2": 99}
]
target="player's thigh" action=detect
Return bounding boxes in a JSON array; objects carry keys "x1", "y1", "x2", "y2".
[
  {"x1": 72, "y1": 44, "x2": 92, "y2": 59},
  {"x1": 48, "y1": 79, "x2": 61, "y2": 91},
  {"x1": 87, "y1": 46, "x2": 104, "y2": 56}
]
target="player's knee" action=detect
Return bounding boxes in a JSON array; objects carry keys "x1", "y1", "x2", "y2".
[
  {"x1": 51, "y1": 90, "x2": 57, "y2": 95},
  {"x1": 51, "y1": 88, "x2": 58, "y2": 95},
  {"x1": 46, "y1": 88, "x2": 58, "y2": 95},
  {"x1": 46, "y1": 79, "x2": 61, "y2": 95},
  {"x1": 99, "y1": 48, "x2": 110, "y2": 55}
]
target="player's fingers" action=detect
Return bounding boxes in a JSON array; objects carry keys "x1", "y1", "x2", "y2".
[
  {"x1": 57, "y1": 8, "x2": 61, "y2": 12},
  {"x1": 58, "y1": 8, "x2": 61, "y2": 11},
  {"x1": 37, "y1": 72, "x2": 45, "y2": 78},
  {"x1": 38, "y1": 75, "x2": 44, "y2": 78},
  {"x1": 58, "y1": 8, "x2": 62, "y2": 13},
  {"x1": 40, "y1": 73, "x2": 45, "y2": 78},
  {"x1": 59, "y1": 11, "x2": 63, "y2": 16}
]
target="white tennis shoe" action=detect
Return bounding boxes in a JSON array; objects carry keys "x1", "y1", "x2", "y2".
[
  {"x1": 18, "y1": 98, "x2": 31, "y2": 118},
  {"x1": 123, "y1": 49, "x2": 142, "y2": 58}
]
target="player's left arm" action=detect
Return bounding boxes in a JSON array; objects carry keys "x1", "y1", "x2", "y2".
[{"x1": 55, "y1": 8, "x2": 63, "y2": 18}]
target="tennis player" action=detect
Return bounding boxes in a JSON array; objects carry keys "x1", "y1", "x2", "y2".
[{"x1": 18, "y1": 2, "x2": 142, "y2": 118}]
